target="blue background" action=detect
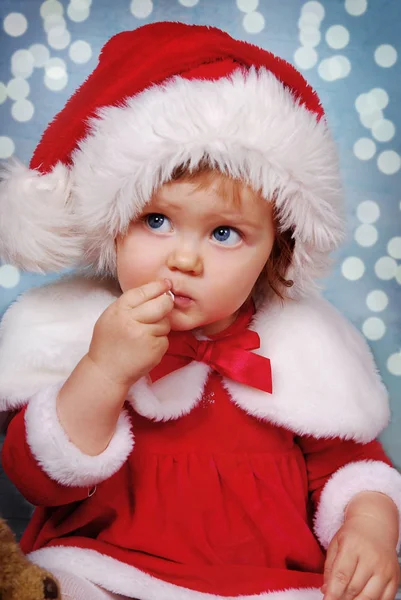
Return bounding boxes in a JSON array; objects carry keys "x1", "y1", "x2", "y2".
[{"x1": 0, "y1": 0, "x2": 400, "y2": 536}]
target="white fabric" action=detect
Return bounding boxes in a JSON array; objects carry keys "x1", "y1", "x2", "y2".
[
  {"x1": 31, "y1": 547, "x2": 324, "y2": 600},
  {"x1": 49, "y1": 568, "x2": 129, "y2": 599},
  {"x1": 0, "y1": 69, "x2": 344, "y2": 297},
  {"x1": 0, "y1": 160, "x2": 80, "y2": 272},
  {"x1": 314, "y1": 460, "x2": 401, "y2": 551},
  {"x1": 24, "y1": 382, "x2": 134, "y2": 486},
  {"x1": 0, "y1": 275, "x2": 390, "y2": 442}
]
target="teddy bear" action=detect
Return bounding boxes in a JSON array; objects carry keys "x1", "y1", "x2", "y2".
[{"x1": 0, "y1": 518, "x2": 60, "y2": 600}]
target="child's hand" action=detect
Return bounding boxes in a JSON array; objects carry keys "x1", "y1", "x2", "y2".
[
  {"x1": 88, "y1": 279, "x2": 174, "y2": 387},
  {"x1": 322, "y1": 515, "x2": 400, "y2": 600}
]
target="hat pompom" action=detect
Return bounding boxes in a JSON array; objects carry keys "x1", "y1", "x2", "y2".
[{"x1": 0, "y1": 160, "x2": 82, "y2": 273}]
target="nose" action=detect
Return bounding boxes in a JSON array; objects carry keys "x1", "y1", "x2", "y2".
[{"x1": 167, "y1": 243, "x2": 203, "y2": 276}]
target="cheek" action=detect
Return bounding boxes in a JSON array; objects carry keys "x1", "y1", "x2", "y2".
[
  {"x1": 216, "y1": 247, "x2": 269, "y2": 291},
  {"x1": 116, "y1": 232, "x2": 157, "y2": 291}
]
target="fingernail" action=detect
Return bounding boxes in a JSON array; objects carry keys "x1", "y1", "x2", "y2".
[{"x1": 166, "y1": 290, "x2": 174, "y2": 300}]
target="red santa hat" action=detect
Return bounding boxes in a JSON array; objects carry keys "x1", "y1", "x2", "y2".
[{"x1": 0, "y1": 22, "x2": 345, "y2": 296}]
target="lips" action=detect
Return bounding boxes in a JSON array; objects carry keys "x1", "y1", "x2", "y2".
[
  {"x1": 172, "y1": 288, "x2": 192, "y2": 301},
  {"x1": 172, "y1": 289, "x2": 193, "y2": 307}
]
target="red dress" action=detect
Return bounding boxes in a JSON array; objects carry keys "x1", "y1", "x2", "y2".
[{"x1": 2, "y1": 308, "x2": 392, "y2": 598}]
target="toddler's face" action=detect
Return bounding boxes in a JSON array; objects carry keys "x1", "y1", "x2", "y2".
[{"x1": 116, "y1": 177, "x2": 275, "y2": 334}]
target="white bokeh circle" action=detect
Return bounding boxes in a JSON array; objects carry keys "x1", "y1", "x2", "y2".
[
  {"x1": 371, "y1": 119, "x2": 395, "y2": 143},
  {"x1": 355, "y1": 93, "x2": 376, "y2": 115},
  {"x1": 178, "y1": 0, "x2": 199, "y2": 6},
  {"x1": 377, "y1": 150, "x2": 401, "y2": 175},
  {"x1": 236, "y1": 0, "x2": 258, "y2": 12},
  {"x1": 0, "y1": 83, "x2": 7, "y2": 105},
  {"x1": 298, "y1": 13, "x2": 322, "y2": 28},
  {"x1": 318, "y1": 56, "x2": 351, "y2": 81},
  {"x1": 43, "y1": 14, "x2": 66, "y2": 32},
  {"x1": 48, "y1": 26, "x2": 71, "y2": 50},
  {"x1": 0, "y1": 137, "x2": 15, "y2": 159},
  {"x1": 6, "y1": 78, "x2": 30, "y2": 100},
  {"x1": 11, "y1": 49, "x2": 34, "y2": 78},
  {"x1": 387, "y1": 352, "x2": 401, "y2": 376},
  {"x1": 354, "y1": 224, "x2": 378, "y2": 247},
  {"x1": 374, "y1": 256, "x2": 398, "y2": 280},
  {"x1": 341, "y1": 256, "x2": 365, "y2": 280},
  {"x1": 67, "y1": 4, "x2": 90, "y2": 22},
  {"x1": 3, "y1": 12, "x2": 28, "y2": 37},
  {"x1": 11, "y1": 99, "x2": 34, "y2": 122},
  {"x1": 299, "y1": 27, "x2": 321, "y2": 48},
  {"x1": 44, "y1": 57, "x2": 66, "y2": 78},
  {"x1": 359, "y1": 109, "x2": 383, "y2": 130},
  {"x1": 69, "y1": 0, "x2": 92, "y2": 8},
  {"x1": 40, "y1": 0, "x2": 64, "y2": 18},
  {"x1": 345, "y1": 0, "x2": 367, "y2": 16},
  {"x1": 301, "y1": 1, "x2": 325, "y2": 21},
  {"x1": 130, "y1": 0, "x2": 153, "y2": 18},
  {"x1": 387, "y1": 237, "x2": 401, "y2": 260},
  {"x1": 44, "y1": 57, "x2": 68, "y2": 91},
  {"x1": 374, "y1": 44, "x2": 397, "y2": 68},
  {"x1": 357, "y1": 200, "x2": 380, "y2": 224},
  {"x1": 0, "y1": 264, "x2": 20, "y2": 288},
  {"x1": 44, "y1": 72, "x2": 68, "y2": 91},
  {"x1": 396, "y1": 266, "x2": 401, "y2": 286},
  {"x1": 70, "y1": 0, "x2": 92, "y2": 7},
  {"x1": 353, "y1": 138, "x2": 376, "y2": 160},
  {"x1": 299, "y1": 25, "x2": 321, "y2": 47},
  {"x1": 243, "y1": 11, "x2": 265, "y2": 34},
  {"x1": 69, "y1": 40, "x2": 92, "y2": 64},
  {"x1": 294, "y1": 47, "x2": 318, "y2": 70},
  {"x1": 366, "y1": 290, "x2": 388, "y2": 312},
  {"x1": 325, "y1": 25, "x2": 350, "y2": 49},
  {"x1": 362, "y1": 317, "x2": 386, "y2": 341},
  {"x1": 369, "y1": 88, "x2": 389, "y2": 110},
  {"x1": 29, "y1": 43, "x2": 50, "y2": 67}
]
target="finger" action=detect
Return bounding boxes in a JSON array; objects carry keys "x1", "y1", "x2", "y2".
[
  {"x1": 323, "y1": 538, "x2": 339, "y2": 588},
  {"x1": 341, "y1": 562, "x2": 372, "y2": 600},
  {"x1": 323, "y1": 552, "x2": 358, "y2": 600},
  {"x1": 122, "y1": 279, "x2": 172, "y2": 309},
  {"x1": 353, "y1": 575, "x2": 388, "y2": 600},
  {"x1": 132, "y1": 292, "x2": 174, "y2": 324},
  {"x1": 381, "y1": 579, "x2": 399, "y2": 600},
  {"x1": 149, "y1": 317, "x2": 172, "y2": 337}
]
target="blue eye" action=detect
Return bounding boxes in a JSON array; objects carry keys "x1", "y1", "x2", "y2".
[
  {"x1": 145, "y1": 213, "x2": 172, "y2": 232},
  {"x1": 212, "y1": 226, "x2": 241, "y2": 246}
]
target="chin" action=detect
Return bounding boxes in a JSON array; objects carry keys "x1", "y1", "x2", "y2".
[{"x1": 169, "y1": 314, "x2": 199, "y2": 332}]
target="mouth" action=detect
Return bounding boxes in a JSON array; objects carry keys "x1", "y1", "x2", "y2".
[{"x1": 172, "y1": 290, "x2": 193, "y2": 307}]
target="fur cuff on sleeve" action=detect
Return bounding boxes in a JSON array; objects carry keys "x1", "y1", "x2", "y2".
[
  {"x1": 314, "y1": 460, "x2": 401, "y2": 551},
  {"x1": 25, "y1": 383, "x2": 134, "y2": 487}
]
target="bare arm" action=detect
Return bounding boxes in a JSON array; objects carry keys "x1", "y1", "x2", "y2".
[
  {"x1": 345, "y1": 490, "x2": 399, "y2": 546},
  {"x1": 56, "y1": 353, "x2": 130, "y2": 456},
  {"x1": 56, "y1": 279, "x2": 173, "y2": 456}
]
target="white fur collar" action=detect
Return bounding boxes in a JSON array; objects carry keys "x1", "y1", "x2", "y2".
[{"x1": 0, "y1": 275, "x2": 389, "y2": 442}]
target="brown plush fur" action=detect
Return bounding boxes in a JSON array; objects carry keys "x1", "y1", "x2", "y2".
[{"x1": 0, "y1": 518, "x2": 60, "y2": 600}]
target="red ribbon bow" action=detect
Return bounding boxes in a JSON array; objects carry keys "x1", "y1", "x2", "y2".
[{"x1": 150, "y1": 319, "x2": 272, "y2": 394}]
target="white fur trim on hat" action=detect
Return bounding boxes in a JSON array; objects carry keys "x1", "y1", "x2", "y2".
[
  {"x1": 0, "y1": 159, "x2": 82, "y2": 272},
  {"x1": 1, "y1": 69, "x2": 344, "y2": 297},
  {"x1": 71, "y1": 68, "x2": 344, "y2": 297},
  {"x1": 314, "y1": 460, "x2": 401, "y2": 551},
  {"x1": 25, "y1": 382, "x2": 134, "y2": 486}
]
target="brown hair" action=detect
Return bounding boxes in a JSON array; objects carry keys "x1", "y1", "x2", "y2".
[{"x1": 167, "y1": 162, "x2": 295, "y2": 300}]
